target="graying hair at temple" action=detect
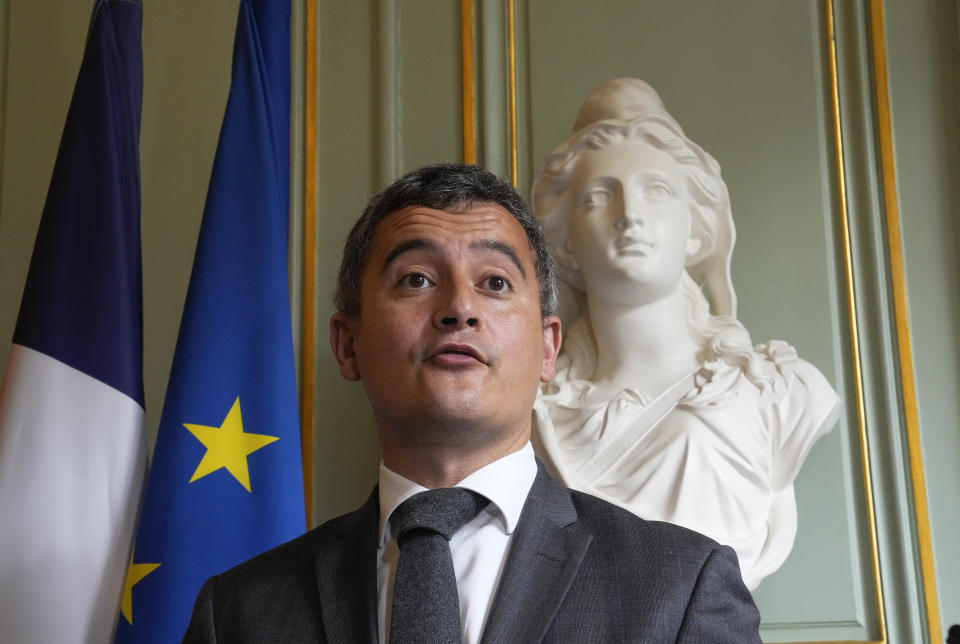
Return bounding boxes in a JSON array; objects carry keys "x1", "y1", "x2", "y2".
[{"x1": 334, "y1": 162, "x2": 558, "y2": 318}]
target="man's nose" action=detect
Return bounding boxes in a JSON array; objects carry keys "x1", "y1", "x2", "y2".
[{"x1": 433, "y1": 279, "x2": 479, "y2": 329}]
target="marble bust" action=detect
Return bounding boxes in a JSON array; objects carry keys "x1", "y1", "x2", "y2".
[{"x1": 530, "y1": 78, "x2": 841, "y2": 589}]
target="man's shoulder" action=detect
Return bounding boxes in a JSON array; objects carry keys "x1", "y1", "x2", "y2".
[
  {"x1": 563, "y1": 483, "x2": 736, "y2": 580},
  {"x1": 521, "y1": 472, "x2": 760, "y2": 641},
  {"x1": 531, "y1": 461, "x2": 721, "y2": 554},
  {"x1": 182, "y1": 498, "x2": 379, "y2": 643},
  {"x1": 215, "y1": 501, "x2": 369, "y2": 586},
  {"x1": 570, "y1": 486, "x2": 717, "y2": 545}
]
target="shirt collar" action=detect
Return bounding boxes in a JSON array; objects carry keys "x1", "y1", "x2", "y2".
[{"x1": 377, "y1": 442, "x2": 537, "y2": 547}]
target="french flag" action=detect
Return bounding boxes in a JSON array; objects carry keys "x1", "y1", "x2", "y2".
[{"x1": 0, "y1": 1, "x2": 146, "y2": 642}]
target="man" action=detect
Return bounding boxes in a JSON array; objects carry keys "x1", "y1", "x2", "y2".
[{"x1": 183, "y1": 163, "x2": 761, "y2": 642}]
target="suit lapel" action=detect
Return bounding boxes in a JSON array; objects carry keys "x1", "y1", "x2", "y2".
[
  {"x1": 314, "y1": 489, "x2": 380, "y2": 643},
  {"x1": 481, "y1": 464, "x2": 593, "y2": 643}
]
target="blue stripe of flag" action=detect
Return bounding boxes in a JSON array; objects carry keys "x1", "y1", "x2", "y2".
[
  {"x1": 12, "y1": 0, "x2": 143, "y2": 406},
  {"x1": 114, "y1": 1, "x2": 304, "y2": 640}
]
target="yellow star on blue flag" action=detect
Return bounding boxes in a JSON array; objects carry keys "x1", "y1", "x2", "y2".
[
  {"x1": 119, "y1": 553, "x2": 160, "y2": 625},
  {"x1": 184, "y1": 397, "x2": 278, "y2": 492}
]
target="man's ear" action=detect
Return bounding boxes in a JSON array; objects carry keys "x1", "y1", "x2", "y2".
[
  {"x1": 539, "y1": 315, "x2": 563, "y2": 382},
  {"x1": 330, "y1": 312, "x2": 362, "y2": 381}
]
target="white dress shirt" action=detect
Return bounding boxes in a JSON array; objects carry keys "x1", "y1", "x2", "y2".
[{"x1": 376, "y1": 442, "x2": 537, "y2": 644}]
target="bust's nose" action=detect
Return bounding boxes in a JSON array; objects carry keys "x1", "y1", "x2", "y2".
[
  {"x1": 616, "y1": 210, "x2": 645, "y2": 231},
  {"x1": 615, "y1": 190, "x2": 645, "y2": 231}
]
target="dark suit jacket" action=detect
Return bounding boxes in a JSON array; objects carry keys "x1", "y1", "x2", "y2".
[{"x1": 183, "y1": 464, "x2": 761, "y2": 642}]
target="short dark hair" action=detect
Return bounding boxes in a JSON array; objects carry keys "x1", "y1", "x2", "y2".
[{"x1": 334, "y1": 163, "x2": 558, "y2": 318}]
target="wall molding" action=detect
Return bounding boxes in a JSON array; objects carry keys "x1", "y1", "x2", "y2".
[
  {"x1": 296, "y1": 0, "x2": 317, "y2": 529},
  {"x1": 826, "y1": 1, "x2": 885, "y2": 638},
  {"x1": 377, "y1": 0, "x2": 400, "y2": 184},
  {"x1": 460, "y1": 0, "x2": 476, "y2": 164},
  {"x1": 866, "y1": 0, "x2": 941, "y2": 640},
  {"x1": 0, "y1": 0, "x2": 9, "y2": 209}
]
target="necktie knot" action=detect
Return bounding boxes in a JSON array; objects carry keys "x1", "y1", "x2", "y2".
[
  {"x1": 390, "y1": 488, "x2": 489, "y2": 544},
  {"x1": 388, "y1": 488, "x2": 488, "y2": 643}
]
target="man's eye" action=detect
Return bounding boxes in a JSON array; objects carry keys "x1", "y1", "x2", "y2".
[
  {"x1": 484, "y1": 276, "x2": 510, "y2": 292},
  {"x1": 399, "y1": 273, "x2": 431, "y2": 288}
]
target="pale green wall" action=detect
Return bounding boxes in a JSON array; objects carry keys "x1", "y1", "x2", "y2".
[
  {"x1": 139, "y1": 2, "x2": 236, "y2": 456},
  {"x1": 885, "y1": 0, "x2": 960, "y2": 633},
  {"x1": 0, "y1": 0, "x2": 236, "y2": 453},
  {"x1": 308, "y1": 0, "x2": 467, "y2": 522},
  {"x1": 310, "y1": 0, "x2": 381, "y2": 521}
]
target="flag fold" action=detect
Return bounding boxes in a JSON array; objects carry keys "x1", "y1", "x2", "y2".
[
  {"x1": 0, "y1": 1, "x2": 146, "y2": 642},
  {"x1": 114, "y1": 0, "x2": 304, "y2": 640}
]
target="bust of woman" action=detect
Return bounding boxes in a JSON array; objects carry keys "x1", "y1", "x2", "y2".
[{"x1": 531, "y1": 78, "x2": 841, "y2": 589}]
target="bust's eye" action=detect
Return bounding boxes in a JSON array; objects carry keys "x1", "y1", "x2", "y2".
[
  {"x1": 582, "y1": 188, "x2": 614, "y2": 208},
  {"x1": 398, "y1": 273, "x2": 432, "y2": 289},
  {"x1": 644, "y1": 181, "x2": 674, "y2": 200}
]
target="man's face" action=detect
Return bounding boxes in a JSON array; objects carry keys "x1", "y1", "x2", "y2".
[{"x1": 330, "y1": 203, "x2": 561, "y2": 453}]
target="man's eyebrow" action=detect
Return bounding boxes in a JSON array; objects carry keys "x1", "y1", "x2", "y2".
[
  {"x1": 382, "y1": 238, "x2": 439, "y2": 272},
  {"x1": 471, "y1": 239, "x2": 527, "y2": 278}
]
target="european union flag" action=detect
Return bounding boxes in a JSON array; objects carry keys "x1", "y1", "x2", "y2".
[
  {"x1": 0, "y1": 1, "x2": 145, "y2": 642},
  {"x1": 114, "y1": 1, "x2": 304, "y2": 640}
]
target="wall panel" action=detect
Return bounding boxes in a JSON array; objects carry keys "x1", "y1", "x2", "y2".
[
  {"x1": 311, "y1": 0, "x2": 381, "y2": 523},
  {"x1": 466, "y1": 0, "x2": 943, "y2": 640},
  {"x1": 303, "y1": 0, "x2": 952, "y2": 638},
  {"x1": 309, "y1": 0, "x2": 466, "y2": 523},
  {"x1": 885, "y1": 0, "x2": 960, "y2": 634}
]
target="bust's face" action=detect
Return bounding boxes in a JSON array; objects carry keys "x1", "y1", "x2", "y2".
[{"x1": 567, "y1": 138, "x2": 701, "y2": 307}]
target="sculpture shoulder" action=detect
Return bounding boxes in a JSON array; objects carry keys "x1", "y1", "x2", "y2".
[
  {"x1": 753, "y1": 340, "x2": 835, "y2": 393},
  {"x1": 693, "y1": 340, "x2": 838, "y2": 410}
]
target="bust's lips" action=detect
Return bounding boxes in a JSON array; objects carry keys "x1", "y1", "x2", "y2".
[
  {"x1": 426, "y1": 343, "x2": 487, "y2": 366},
  {"x1": 614, "y1": 236, "x2": 654, "y2": 254}
]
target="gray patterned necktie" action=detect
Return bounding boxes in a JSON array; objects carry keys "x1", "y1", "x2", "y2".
[{"x1": 389, "y1": 488, "x2": 489, "y2": 644}]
